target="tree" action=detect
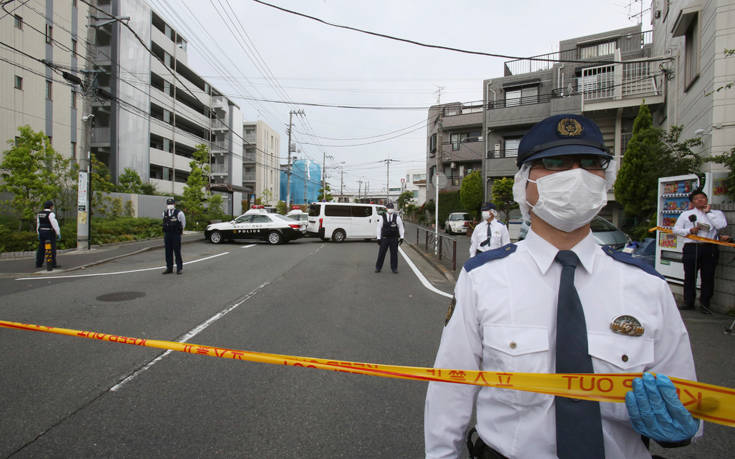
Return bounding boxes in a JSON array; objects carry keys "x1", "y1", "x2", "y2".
[
  {"x1": 615, "y1": 103, "x2": 703, "y2": 239},
  {"x1": 708, "y1": 147, "x2": 735, "y2": 201},
  {"x1": 491, "y1": 177, "x2": 518, "y2": 224},
  {"x1": 181, "y1": 144, "x2": 211, "y2": 230},
  {"x1": 117, "y1": 168, "x2": 143, "y2": 193},
  {"x1": 318, "y1": 183, "x2": 333, "y2": 202},
  {"x1": 276, "y1": 200, "x2": 288, "y2": 214},
  {"x1": 459, "y1": 170, "x2": 483, "y2": 218},
  {"x1": 140, "y1": 182, "x2": 157, "y2": 195},
  {"x1": 397, "y1": 190, "x2": 414, "y2": 211},
  {"x1": 89, "y1": 154, "x2": 116, "y2": 215},
  {"x1": 0, "y1": 126, "x2": 67, "y2": 229}
]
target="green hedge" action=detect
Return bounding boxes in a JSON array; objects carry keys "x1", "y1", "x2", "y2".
[{"x1": 0, "y1": 217, "x2": 165, "y2": 252}]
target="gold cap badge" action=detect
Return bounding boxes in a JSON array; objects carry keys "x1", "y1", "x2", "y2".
[
  {"x1": 557, "y1": 118, "x2": 583, "y2": 137},
  {"x1": 610, "y1": 315, "x2": 644, "y2": 337}
]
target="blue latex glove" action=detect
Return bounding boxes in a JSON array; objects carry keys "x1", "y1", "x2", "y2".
[{"x1": 625, "y1": 372, "x2": 699, "y2": 443}]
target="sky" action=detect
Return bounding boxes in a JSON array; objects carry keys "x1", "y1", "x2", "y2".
[{"x1": 147, "y1": 0, "x2": 651, "y2": 197}]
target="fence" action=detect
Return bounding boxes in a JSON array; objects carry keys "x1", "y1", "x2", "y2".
[{"x1": 414, "y1": 225, "x2": 459, "y2": 272}]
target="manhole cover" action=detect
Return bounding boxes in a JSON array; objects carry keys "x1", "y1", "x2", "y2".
[{"x1": 96, "y1": 291, "x2": 146, "y2": 302}]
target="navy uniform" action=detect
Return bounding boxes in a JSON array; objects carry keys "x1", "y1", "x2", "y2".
[
  {"x1": 469, "y1": 202, "x2": 510, "y2": 257},
  {"x1": 672, "y1": 190, "x2": 727, "y2": 314},
  {"x1": 35, "y1": 200, "x2": 61, "y2": 269},
  {"x1": 425, "y1": 114, "x2": 700, "y2": 458},
  {"x1": 375, "y1": 202, "x2": 405, "y2": 273},
  {"x1": 162, "y1": 197, "x2": 186, "y2": 274}
]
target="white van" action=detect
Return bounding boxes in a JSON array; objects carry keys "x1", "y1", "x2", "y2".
[{"x1": 307, "y1": 202, "x2": 386, "y2": 242}]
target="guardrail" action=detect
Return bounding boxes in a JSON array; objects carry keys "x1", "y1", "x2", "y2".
[{"x1": 415, "y1": 226, "x2": 458, "y2": 272}]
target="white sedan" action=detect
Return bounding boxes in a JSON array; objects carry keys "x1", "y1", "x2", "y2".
[{"x1": 205, "y1": 213, "x2": 306, "y2": 245}]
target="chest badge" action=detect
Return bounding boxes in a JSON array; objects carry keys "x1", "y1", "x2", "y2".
[{"x1": 610, "y1": 315, "x2": 644, "y2": 337}]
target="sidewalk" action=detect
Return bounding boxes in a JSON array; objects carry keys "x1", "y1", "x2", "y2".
[{"x1": 0, "y1": 232, "x2": 203, "y2": 276}]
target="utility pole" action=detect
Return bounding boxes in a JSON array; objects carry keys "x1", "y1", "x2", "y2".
[
  {"x1": 322, "y1": 152, "x2": 333, "y2": 201},
  {"x1": 285, "y1": 109, "x2": 305, "y2": 208},
  {"x1": 383, "y1": 158, "x2": 395, "y2": 203},
  {"x1": 357, "y1": 179, "x2": 363, "y2": 202},
  {"x1": 340, "y1": 167, "x2": 344, "y2": 202},
  {"x1": 435, "y1": 111, "x2": 443, "y2": 255},
  {"x1": 302, "y1": 159, "x2": 309, "y2": 205}
]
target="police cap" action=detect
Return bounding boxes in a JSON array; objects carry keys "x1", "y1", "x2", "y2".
[
  {"x1": 44, "y1": 200, "x2": 54, "y2": 209},
  {"x1": 166, "y1": 197, "x2": 175, "y2": 205},
  {"x1": 516, "y1": 114, "x2": 611, "y2": 167},
  {"x1": 385, "y1": 202, "x2": 394, "y2": 209},
  {"x1": 480, "y1": 202, "x2": 496, "y2": 211}
]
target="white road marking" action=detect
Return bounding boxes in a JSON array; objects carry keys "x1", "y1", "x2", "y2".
[
  {"x1": 110, "y1": 281, "x2": 270, "y2": 392},
  {"x1": 15, "y1": 252, "x2": 230, "y2": 281},
  {"x1": 241, "y1": 244, "x2": 256, "y2": 248},
  {"x1": 398, "y1": 247, "x2": 453, "y2": 298}
]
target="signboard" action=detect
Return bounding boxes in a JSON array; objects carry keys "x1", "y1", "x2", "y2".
[{"x1": 77, "y1": 171, "x2": 89, "y2": 206}]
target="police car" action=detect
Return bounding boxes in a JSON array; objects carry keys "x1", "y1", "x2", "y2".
[{"x1": 204, "y1": 212, "x2": 306, "y2": 245}]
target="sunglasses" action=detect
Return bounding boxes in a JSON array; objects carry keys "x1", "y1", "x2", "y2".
[{"x1": 532, "y1": 155, "x2": 611, "y2": 171}]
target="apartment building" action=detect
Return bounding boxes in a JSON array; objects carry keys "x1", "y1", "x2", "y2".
[
  {"x1": 243, "y1": 120, "x2": 280, "y2": 206},
  {"x1": 1, "y1": 0, "x2": 91, "y2": 164},
  {"x1": 87, "y1": 0, "x2": 243, "y2": 214},
  {"x1": 651, "y1": 0, "x2": 735, "y2": 170},
  {"x1": 403, "y1": 168, "x2": 427, "y2": 205}
]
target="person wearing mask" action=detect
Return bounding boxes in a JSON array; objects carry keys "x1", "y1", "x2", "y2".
[
  {"x1": 672, "y1": 190, "x2": 728, "y2": 314},
  {"x1": 425, "y1": 114, "x2": 700, "y2": 458},
  {"x1": 35, "y1": 200, "x2": 61, "y2": 270},
  {"x1": 162, "y1": 197, "x2": 186, "y2": 274},
  {"x1": 375, "y1": 202, "x2": 404, "y2": 273},
  {"x1": 469, "y1": 202, "x2": 510, "y2": 257}
]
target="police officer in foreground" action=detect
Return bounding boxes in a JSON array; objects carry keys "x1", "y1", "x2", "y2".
[
  {"x1": 672, "y1": 190, "x2": 728, "y2": 314},
  {"x1": 469, "y1": 202, "x2": 510, "y2": 258},
  {"x1": 162, "y1": 197, "x2": 186, "y2": 274},
  {"x1": 425, "y1": 114, "x2": 700, "y2": 458},
  {"x1": 35, "y1": 200, "x2": 61, "y2": 269},
  {"x1": 375, "y1": 202, "x2": 405, "y2": 273}
]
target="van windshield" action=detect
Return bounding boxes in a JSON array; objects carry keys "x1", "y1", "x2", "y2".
[{"x1": 308, "y1": 204, "x2": 320, "y2": 217}]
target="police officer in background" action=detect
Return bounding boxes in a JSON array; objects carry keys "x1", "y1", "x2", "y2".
[
  {"x1": 425, "y1": 114, "x2": 700, "y2": 458},
  {"x1": 375, "y1": 202, "x2": 404, "y2": 273},
  {"x1": 35, "y1": 200, "x2": 61, "y2": 269},
  {"x1": 469, "y1": 202, "x2": 510, "y2": 258},
  {"x1": 162, "y1": 197, "x2": 186, "y2": 274},
  {"x1": 673, "y1": 190, "x2": 728, "y2": 314}
]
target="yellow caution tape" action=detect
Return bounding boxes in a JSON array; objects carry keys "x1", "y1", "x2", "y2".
[
  {"x1": 2, "y1": 319, "x2": 734, "y2": 428},
  {"x1": 650, "y1": 226, "x2": 735, "y2": 248}
]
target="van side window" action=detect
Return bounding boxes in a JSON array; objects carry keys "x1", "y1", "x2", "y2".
[
  {"x1": 308, "y1": 204, "x2": 321, "y2": 217},
  {"x1": 351, "y1": 206, "x2": 372, "y2": 217},
  {"x1": 325, "y1": 205, "x2": 350, "y2": 217}
]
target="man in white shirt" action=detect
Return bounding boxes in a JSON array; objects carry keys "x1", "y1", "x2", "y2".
[
  {"x1": 672, "y1": 190, "x2": 728, "y2": 314},
  {"x1": 425, "y1": 114, "x2": 700, "y2": 458},
  {"x1": 469, "y1": 202, "x2": 510, "y2": 257}
]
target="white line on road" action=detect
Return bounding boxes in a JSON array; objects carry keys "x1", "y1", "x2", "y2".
[
  {"x1": 110, "y1": 281, "x2": 271, "y2": 392},
  {"x1": 241, "y1": 244, "x2": 256, "y2": 248},
  {"x1": 399, "y1": 247, "x2": 453, "y2": 298},
  {"x1": 15, "y1": 252, "x2": 230, "y2": 281}
]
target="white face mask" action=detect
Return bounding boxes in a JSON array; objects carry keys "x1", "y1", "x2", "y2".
[
  {"x1": 167, "y1": 204, "x2": 175, "y2": 210},
  {"x1": 528, "y1": 168, "x2": 607, "y2": 232},
  {"x1": 481, "y1": 211, "x2": 491, "y2": 221},
  {"x1": 387, "y1": 209, "x2": 394, "y2": 215}
]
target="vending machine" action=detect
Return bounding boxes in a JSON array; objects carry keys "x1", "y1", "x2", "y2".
[{"x1": 655, "y1": 172, "x2": 730, "y2": 282}]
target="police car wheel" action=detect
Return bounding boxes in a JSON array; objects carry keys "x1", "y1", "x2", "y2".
[
  {"x1": 209, "y1": 231, "x2": 223, "y2": 244},
  {"x1": 267, "y1": 231, "x2": 282, "y2": 245},
  {"x1": 332, "y1": 229, "x2": 346, "y2": 243}
]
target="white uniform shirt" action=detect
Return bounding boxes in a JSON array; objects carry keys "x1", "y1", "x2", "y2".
[
  {"x1": 673, "y1": 208, "x2": 727, "y2": 240},
  {"x1": 425, "y1": 228, "x2": 698, "y2": 459},
  {"x1": 469, "y1": 219, "x2": 510, "y2": 257},
  {"x1": 376, "y1": 212, "x2": 405, "y2": 240}
]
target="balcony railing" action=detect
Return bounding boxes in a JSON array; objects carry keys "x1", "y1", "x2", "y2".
[
  {"x1": 242, "y1": 173, "x2": 256, "y2": 182},
  {"x1": 211, "y1": 164, "x2": 228, "y2": 175},
  {"x1": 243, "y1": 152, "x2": 256, "y2": 162},
  {"x1": 487, "y1": 93, "x2": 553, "y2": 110},
  {"x1": 579, "y1": 60, "x2": 661, "y2": 104}
]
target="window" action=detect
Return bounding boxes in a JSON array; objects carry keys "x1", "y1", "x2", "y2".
[
  {"x1": 505, "y1": 86, "x2": 538, "y2": 107},
  {"x1": 684, "y1": 16, "x2": 699, "y2": 89},
  {"x1": 325, "y1": 205, "x2": 351, "y2": 217},
  {"x1": 351, "y1": 206, "x2": 372, "y2": 217},
  {"x1": 45, "y1": 24, "x2": 53, "y2": 43},
  {"x1": 450, "y1": 133, "x2": 466, "y2": 151},
  {"x1": 252, "y1": 215, "x2": 270, "y2": 223},
  {"x1": 14, "y1": 14, "x2": 22, "y2": 29},
  {"x1": 46, "y1": 80, "x2": 52, "y2": 100},
  {"x1": 505, "y1": 89, "x2": 521, "y2": 107},
  {"x1": 71, "y1": 141, "x2": 77, "y2": 160},
  {"x1": 580, "y1": 40, "x2": 616, "y2": 59},
  {"x1": 429, "y1": 133, "x2": 437, "y2": 154},
  {"x1": 71, "y1": 90, "x2": 77, "y2": 108},
  {"x1": 72, "y1": 39, "x2": 77, "y2": 55},
  {"x1": 504, "y1": 137, "x2": 522, "y2": 157},
  {"x1": 14, "y1": 75, "x2": 23, "y2": 90}
]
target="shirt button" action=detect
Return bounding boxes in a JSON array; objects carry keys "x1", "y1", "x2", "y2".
[
  {"x1": 509, "y1": 342, "x2": 517, "y2": 349},
  {"x1": 621, "y1": 354, "x2": 629, "y2": 362}
]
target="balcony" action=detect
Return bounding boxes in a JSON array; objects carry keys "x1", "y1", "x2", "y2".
[
  {"x1": 211, "y1": 164, "x2": 229, "y2": 175},
  {"x1": 211, "y1": 119, "x2": 229, "y2": 132},
  {"x1": 243, "y1": 151, "x2": 256, "y2": 163},
  {"x1": 440, "y1": 103, "x2": 484, "y2": 129},
  {"x1": 579, "y1": 60, "x2": 664, "y2": 111},
  {"x1": 212, "y1": 95, "x2": 228, "y2": 112},
  {"x1": 242, "y1": 173, "x2": 256, "y2": 182},
  {"x1": 211, "y1": 141, "x2": 229, "y2": 154}
]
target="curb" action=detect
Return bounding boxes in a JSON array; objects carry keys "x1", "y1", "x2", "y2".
[{"x1": 405, "y1": 242, "x2": 457, "y2": 284}]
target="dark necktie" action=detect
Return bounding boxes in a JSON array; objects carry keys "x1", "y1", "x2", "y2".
[{"x1": 554, "y1": 250, "x2": 604, "y2": 459}]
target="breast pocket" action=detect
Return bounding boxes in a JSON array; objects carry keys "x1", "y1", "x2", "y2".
[{"x1": 483, "y1": 325, "x2": 551, "y2": 406}]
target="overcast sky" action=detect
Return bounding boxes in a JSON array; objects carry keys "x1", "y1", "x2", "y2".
[{"x1": 147, "y1": 0, "x2": 650, "y2": 196}]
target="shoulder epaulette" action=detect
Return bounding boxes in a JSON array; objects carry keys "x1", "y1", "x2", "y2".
[
  {"x1": 602, "y1": 246, "x2": 664, "y2": 280},
  {"x1": 464, "y1": 243, "x2": 516, "y2": 272}
]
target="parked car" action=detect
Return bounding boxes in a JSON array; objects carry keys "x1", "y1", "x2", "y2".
[
  {"x1": 630, "y1": 237, "x2": 656, "y2": 267},
  {"x1": 518, "y1": 216, "x2": 630, "y2": 250},
  {"x1": 205, "y1": 213, "x2": 305, "y2": 245},
  {"x1": 286, "y1": 210, "x2": 309, "y2": 235},
  {"x1": 444, "y1": 212, "x2": 472, "y2": 235},
  {"x1": 306, "y1": 202, "x2": 385, "y2": 242}
]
